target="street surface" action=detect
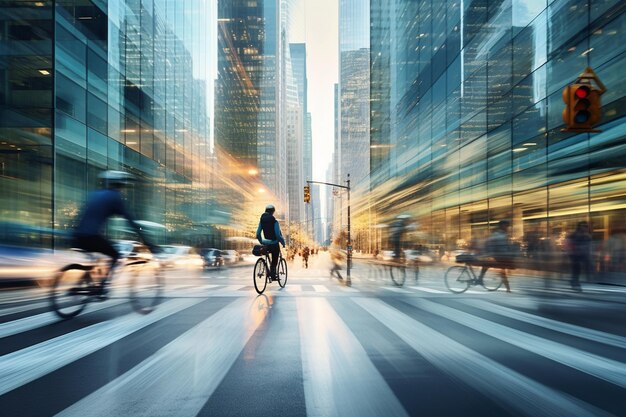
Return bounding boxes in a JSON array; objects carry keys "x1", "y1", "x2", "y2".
[{"x1": 1, "y1": 253, "x2": 625, "y2": 416}]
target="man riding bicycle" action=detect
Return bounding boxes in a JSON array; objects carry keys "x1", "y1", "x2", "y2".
[
  {"x1": 389, "y1": 214, "x2": 412, "y2": 263},
  {"x1": 72, "y1": 170, "x2": 156, "y2": 294},
  {"x1": 256, "y1": 204, "x2": 286, "y2": 281}
]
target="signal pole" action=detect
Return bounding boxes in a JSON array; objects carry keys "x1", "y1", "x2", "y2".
[{"x1": 306, "y1": 174, "x2": 352, "y2": 285}]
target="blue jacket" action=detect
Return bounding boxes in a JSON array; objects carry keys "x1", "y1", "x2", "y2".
[
  {"x1": 74, "y1": 189, "x2": 142, "y2": 237},
  {"x1": 256, "y1": 212, "x2": 285, "y2": 246}
]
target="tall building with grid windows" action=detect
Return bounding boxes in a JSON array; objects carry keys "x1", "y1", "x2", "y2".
[
  {"x1": 0, "y1": 0, "x2": 217, "y2": 248},
  {"x1": 215, "y1": 0, "x2": 289, "y2": 208},
  {"x1": 365, "y1": 0, "x2": 626, "y2": 261}
]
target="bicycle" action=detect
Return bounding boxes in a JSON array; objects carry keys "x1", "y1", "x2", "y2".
[
  {"x1": 444, "y1": 253, "x2": 503, "y2": 294},
  {"x1": 381, "y1": 255, "x2": 419, "y2": 287},
  {"x1": 49, "y1": 248, "x2": 163, "y2": 319},
  {"x1": 253, "y1": 246, "x2": 287, "y2": 294}
]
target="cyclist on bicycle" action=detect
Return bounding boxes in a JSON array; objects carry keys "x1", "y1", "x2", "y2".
[
  {"x1": 256, "y1": 204, "x2": 286, "y2": 280},
  {"x1": 72, "y1": 170, "x2": 156, "y2": 294},
  {"x1": 389, "y1": 214, "x2": 412, "y2": 263}
]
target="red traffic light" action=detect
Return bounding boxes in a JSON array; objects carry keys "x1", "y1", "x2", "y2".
[
  {"x1": 575, "y1": 85, "x2": 590, "y2": 99},
  {"x1": 562, "y1": 83, "x2": 602, "y2": 132}
]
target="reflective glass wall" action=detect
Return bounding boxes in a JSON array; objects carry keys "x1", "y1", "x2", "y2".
[
  {"x1": 366, "y1": 0, "x2": 626, "y2": 271},
  {"x1": 1, "y1": 0, "x2": 219, "y2": 248}
]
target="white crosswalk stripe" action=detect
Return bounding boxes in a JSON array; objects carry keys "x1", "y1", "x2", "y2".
[
  {"x1": 353, "y1": 297, "x2": 613, "y2": 417},
  {"x1": 407, "y1": 298, "x2": 626, "y2": 388},
  {"x1": 461, "y1": 299, "x2": 626, "y2": 349},
  {"x1": 0, "y1": 298, "x2": 203, "y2": 396},
  {"x1": 0, "y1": 299, "x2": 127, "y2": 339},
  {"x1": 297, "y1": 298, "x2": 408, "y2": 417},
  {"x1": 57, "y1": 298, "x2": 265, "y2": 417},
  {"x1": 0, "y1": 283, "x2": 623, "y2": 416}
]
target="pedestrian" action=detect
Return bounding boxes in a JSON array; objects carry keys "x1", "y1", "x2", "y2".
[
  {"x1": 330, "y1": 235, "x2": 345, "y2": 281},
  {"x1": 484, "y1": 220, "x2": 514, "y2": 292},
  {"x1": 565, "y1": 221, "x2": 592, "y2": 292},
  {"x1": 302, "y1": 246, "x2": 310, "y2": 268}
]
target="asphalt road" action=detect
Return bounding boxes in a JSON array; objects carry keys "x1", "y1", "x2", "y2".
[{"x1": 1, "y1": 253, "x2": 625, "y2": 417}]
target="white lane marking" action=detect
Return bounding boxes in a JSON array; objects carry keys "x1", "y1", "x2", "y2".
[
  {"x1": 338, "y1": 286, "x2": 360, "y2": 292},
  {"x1": 286, "y1": 285, "x2": 303, "y2": 293},
  {"x1": 0, "y1": 298, "x2": 203, "y2": 396},
  {"x1": 462, "y1": 299, "x2": 626, "y2": 350},
  {"x1": 354, "y1": 298, "x2": 612, "y2": 417},
  {"x1": 313, "y1": 285, "x2": 329, "y2": 293},
  {"x1": 202, "y1": 284, "x2": 222, "y2": 289},
  {"x1": 0, "y1": 301, "x2": 49, "y2": 318},
  {"x1": 0, "y1": 299, "x2": 127, "y2": 339},
  {"x1": 383, "y1": 287, "x2": 412, "y2": 294},
  {"x1": 407, "y1": 286, "x2": 447, "y2": 294},
  {"x1": 583, "y1": 284, "x2": 626, "y2": 293},
  {"x1": 57, "y1": 297, "x2": 266, "y2": 417},
  {"x1": 214, "y1": 285, "x2": 246, "y2": 292},
  {"x1": 409, "y1": 298, "x2": 626, "y2": 389},
  {"x1": 297, "y1": 298, "x2": 408, "y2": 417}
]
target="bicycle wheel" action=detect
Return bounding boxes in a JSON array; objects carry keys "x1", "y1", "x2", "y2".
[
  {"x1": 50, "y1": 264, "x2": 92, "y2": 319},
  {"x1": 444, "y1": 265, "x2": 471, "y2": 294},
  {"x1": 277, "y1": 258, "x2": 288, "y2": 288},
  {"x1": 129, "y1": 261, "x2": 164, "y2": 314},
  {"x1": 253, "y1": 258, "x2": 268, "y2": 294},
  {"x1": 390, "y1": 264, "x2": 406, "y2": 286},
  {"x1": 481, "y1": 268, "x2": 503, "y2": 291}
]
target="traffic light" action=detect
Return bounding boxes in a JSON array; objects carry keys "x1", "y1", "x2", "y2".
[
  {"x1": 562, "y1": 83, "x2": 602, "y2": 132},
  {"x1": 304, "y1": 185, "x2": 310, "y2": 203}
]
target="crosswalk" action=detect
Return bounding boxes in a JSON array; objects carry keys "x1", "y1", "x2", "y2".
[{"x1": 0, "y1": 282, "x2": 625, "y2": 416}]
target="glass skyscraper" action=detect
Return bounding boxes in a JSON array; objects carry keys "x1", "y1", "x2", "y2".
[
  {"x1": 215, "y1": 0, "x2": 287, "y2": 205},
  {"x1": 0, "y1": 0, "x2": 219, "y2": 248},
  {"x1": 366, "y1": 0, "x2": 626, "y2": 262}
]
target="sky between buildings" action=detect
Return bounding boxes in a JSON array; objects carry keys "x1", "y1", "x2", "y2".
[{"x1": 290, "y1": 0, "x2": 339, "y2": 183}]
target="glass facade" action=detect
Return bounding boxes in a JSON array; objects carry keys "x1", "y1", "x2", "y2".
[
  {"x1": 366, "y1": 0, "x2": 626, "y2": 269},
  {"x1": 215, "y1": 0, "x2": 285, "y2": 200},
  {"x1": 0, "y1": 0, "x2": 227, "y2": 248},
  {"x1": 339, "y1": 0, "x2": 370, "y2": 190}
]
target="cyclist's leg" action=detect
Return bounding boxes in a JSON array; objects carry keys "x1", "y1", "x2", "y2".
[
  {"x1": 74, "y1": 235, "x2": 119, "y2": 287},
  {"x1": 268, "y1": 244, "x2": 280, "y2": 279},
  {"x1": 501, "y1": 268, "x2": 511, "y2": 292}
]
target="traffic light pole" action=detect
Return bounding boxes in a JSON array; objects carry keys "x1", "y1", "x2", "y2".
[{"x1": 306, "y1": 175, "x2": 352, "y2": 285}]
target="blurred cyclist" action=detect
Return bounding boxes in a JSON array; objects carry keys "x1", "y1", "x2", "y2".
[
  {"x1": 389, "y1": 214, "x2": 412, "y2": 263},
  {"x1": 256, "y1": 204, "x2": 286, "y2": 280},
  {"x1": 72, "y1": 170, "x2": 156, "y2": 294}
]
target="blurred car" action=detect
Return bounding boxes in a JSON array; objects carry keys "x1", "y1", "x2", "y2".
[
  {"x1": 113, "y1": 240, "x2": 154, "y2": 264},
  {"x1": 222, "y1": 249, "x2": 242, "y2": 264},
  {"x1": 380, "y1": 250, "x2": 396, "y2": 261},
  {"x1": 159, "y1": 245, "x2": 204, "y2": 270},
  {"x1": 404, "y1": 249, "x2": 434, "y2": 264},
  {"x1": 200, "y1": 248, "x2": 224, "y2": 268},
  {"x1": 0, "y1": 245, "x2": 60, "y2": 283}
]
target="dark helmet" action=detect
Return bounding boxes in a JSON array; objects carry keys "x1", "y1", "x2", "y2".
[{"x1": 265, "y1": 204, "x2": 275, "y2": 213}]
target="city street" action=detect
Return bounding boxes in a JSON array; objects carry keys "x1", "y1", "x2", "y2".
[{"x1": 1, "y1": 253, "x2": 625, "y2": 417}]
